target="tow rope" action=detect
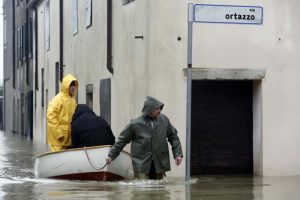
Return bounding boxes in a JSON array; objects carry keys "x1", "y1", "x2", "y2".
[{"x1": 84, "y1": 147, "x2": 108, "y2": 170}]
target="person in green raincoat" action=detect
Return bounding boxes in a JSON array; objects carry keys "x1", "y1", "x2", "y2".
[
  {"x1": 106, "y1": 96, "x2": 183, "y2": 180},
  {"x1": 47, "y1": 74, "x2": 79, "y2": 152}
]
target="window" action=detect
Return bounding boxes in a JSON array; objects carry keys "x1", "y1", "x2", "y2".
[
  {"x1": 100, "y1": 78, "x2": 111, "y2": 125},
  {"x1": 45, "y1": 0, "x2": 50, "y2": 51},
  {"x1": 21, "y1": 26, "x2": 24, "y2": 62},
  {"x1": 72, "y1": 0, "x2": 78, "y2": 35},
  {"x1": 17, "y1": 29, "x2": 20, "y2": 63},
  {"x1": 46, "y1": 89, "x2": 48, "y2": 111},
  {"x1": 41, "y1": 68, "x2": 45, "y2": 107},
  {"x1": 35, "y1": 58, "x2": 39, "y2": 90},
  {"x1": 23, "y1": 24, "x2": 26, "y2": 61},
  {"x1": 25, "y1": 22, "x2": 29, "y2": 83},
  {"x1": 122, "y1": 0, "x2": 134, "y2": 5},
  {"x1": 17, "y1": 28, "x2": 23, "y2": 64},
  {"x1": 28, "y1": 17, "x2": 33, "y2": 57},
  {"x1": 85, "y1": 0, "x2": 92, "y2": 28},
  {"x1": 86, "y1": 84, "x2": 93, "y2": 110},
  {"x1": 55, "y1": 62, "x2": 60, "y2": 94},
  {"x1": 4, "y1": 16, "x2": 7, "y2": 49}
]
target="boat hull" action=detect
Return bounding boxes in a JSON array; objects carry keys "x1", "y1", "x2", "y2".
[{"x1": 34, "y1": 146, "x2": 133, "y2": 181}]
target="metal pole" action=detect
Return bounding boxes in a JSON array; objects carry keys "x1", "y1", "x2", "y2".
[{"x1": 186, "y1": 3, "x2": 193, "y2": 182}]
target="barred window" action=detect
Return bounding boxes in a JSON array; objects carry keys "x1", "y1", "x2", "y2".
[
  {"x1": 45, "y1": 0, "x2": 50, "y2": 51},
  {"x1": 28, "y1": 17, "x2": 33, "y2": 57},
  {"x1": 85, "y1": 0, "x2": 92, "y2": 28},
  {"x1": 86, "y1": 84, "x2": 93, "y2": 111},
  {"x1": 72, "y1": 0, "x2": 78, "y2": 35}
]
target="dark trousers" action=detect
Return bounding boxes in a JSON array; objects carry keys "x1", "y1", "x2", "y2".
[{"x1": 134, "y1": 161, "x2": 164, "y2": 180}]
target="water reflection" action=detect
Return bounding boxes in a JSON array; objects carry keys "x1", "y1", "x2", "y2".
[
  {"x1": 0, "y1": 131, "x2": 300, "y2": 200},
  {"x1": 33, "y1": 179, "x2": 180, "y2": 200},
  {"x1": 190, "y1": 175, "x2": 255, "y2": 199}
]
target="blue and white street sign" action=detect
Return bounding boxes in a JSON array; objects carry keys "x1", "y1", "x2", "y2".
[{"x1": 194, "y1": 4, "x2": 263, "y2": 25}]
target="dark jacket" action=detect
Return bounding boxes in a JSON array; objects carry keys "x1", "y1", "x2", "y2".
[
  {"x1": 71, "y1": 104, "x2": 115, "y2": 148},
  {"x1": 108, "y1": 96, "x2": 183, "y2": 174}
]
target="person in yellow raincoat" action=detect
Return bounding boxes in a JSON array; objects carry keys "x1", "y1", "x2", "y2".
[{"x1": 47, "y1": 74, "x2": 79, "y2": 152}]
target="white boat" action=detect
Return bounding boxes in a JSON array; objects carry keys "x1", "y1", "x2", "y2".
[{"x1": 34, "y1": 145, "x2": 134, "y2": 181}]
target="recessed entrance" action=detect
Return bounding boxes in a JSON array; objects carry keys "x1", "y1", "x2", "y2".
[{"x1": 191, "y1": 80, "x2": 253, "y2": 175}]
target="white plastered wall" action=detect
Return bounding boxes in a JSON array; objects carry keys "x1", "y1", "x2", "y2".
[
  {"x1": 34, "y1": 0, "x2": 60, "y2": 146},
  {"x1": 63, "y1": 0, "x2": 111, "y2": 114},
  {"x1": 34, "y1": 0, "x2": 300, "y2": 176},
  {"x1": 111, "y1": 0, "x2": 300, "y2": 176}
]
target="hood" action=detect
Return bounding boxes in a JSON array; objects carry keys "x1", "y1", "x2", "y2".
[
  {"x1": 60, "y1": 74, "x2": 78, "y2": 96},
  {"x1": 72, "y1": 104, "x2": 95, "y2": 122},
  {"x1": 141, "y1": 96, "x2": 164, "y2": 117}
]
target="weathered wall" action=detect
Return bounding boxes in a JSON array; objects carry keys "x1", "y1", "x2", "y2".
[{"x1": 34, "y1": 0, "x2": 300, "y2": 176}]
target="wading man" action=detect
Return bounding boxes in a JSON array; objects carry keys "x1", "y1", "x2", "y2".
[{"x1": 106, "y1": 96, "x2": 183, "y2": 180}]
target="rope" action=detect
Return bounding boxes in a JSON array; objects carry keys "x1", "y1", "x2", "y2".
[{"x1": 84, "y1": 147, "x2": 108, "y2": 171}]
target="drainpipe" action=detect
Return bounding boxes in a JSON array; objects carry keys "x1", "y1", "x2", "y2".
[
  {"x1": 13, "y1": 0, "x2": 16, "y2": 88},
  {"x1": 186, "y1": 3, "x2": 193, "y2": 182},
  {"x1": 107, "y1": 0, "x2": 113, "y2": 74},
  {"x1": 34, "y1": 7, "x2": 38, "y2": 91},
  {"x1": 60, "y1": 0, "x2": 64, "y2": 81}
]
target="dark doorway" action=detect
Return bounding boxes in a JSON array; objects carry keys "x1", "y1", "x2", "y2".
[{"x1": 191, "y1": 80, "x2": 253, "y2": 175}]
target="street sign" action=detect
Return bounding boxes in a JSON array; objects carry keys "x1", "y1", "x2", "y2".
[{"x1": 194, "y1": 4, "x2": 263, "y2": 25}]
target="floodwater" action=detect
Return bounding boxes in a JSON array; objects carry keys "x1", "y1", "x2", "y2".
[{"x1": 0, "y1": 131, "x2": 300, "y2": 200}]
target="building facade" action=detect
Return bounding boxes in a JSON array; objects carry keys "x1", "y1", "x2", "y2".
[
  {"x1": 4, "y1": 0, "x2": 300, "y2": 177},
  {"x1": 3, "y1": 0, "x2": 14, "y2": 134},
  {"x1": 3, "y1": 0, "x2": 34, "y2": 139}
]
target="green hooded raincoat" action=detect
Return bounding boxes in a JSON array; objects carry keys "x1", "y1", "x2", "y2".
[{"x1": 108, "y1": 96, "x2": 183, "y2": 174}]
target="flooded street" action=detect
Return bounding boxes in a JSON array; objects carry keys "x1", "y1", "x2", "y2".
[{"x1": 0, "y1": 131, "x2": 300, "y2": 200}]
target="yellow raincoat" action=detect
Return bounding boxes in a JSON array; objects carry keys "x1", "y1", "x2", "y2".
[{"x1": 47, "y1": 74, "x2": 79, "y2": 152}]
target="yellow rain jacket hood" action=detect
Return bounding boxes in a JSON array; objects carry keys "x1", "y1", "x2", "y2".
[{"x1": 47, "y1": 74, "x2": 78, "y2": 148}]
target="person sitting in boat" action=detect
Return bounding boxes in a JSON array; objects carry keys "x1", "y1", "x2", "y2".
[
  {"x1": 106, "y1": 96, "x2": 183, "y2": 180},
  {"x1": 47, "y1": 74, "x2": 79, "y2": 152},
  {"x1": 71, "y1": 104, "x2": 115, "y2": 148}
]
